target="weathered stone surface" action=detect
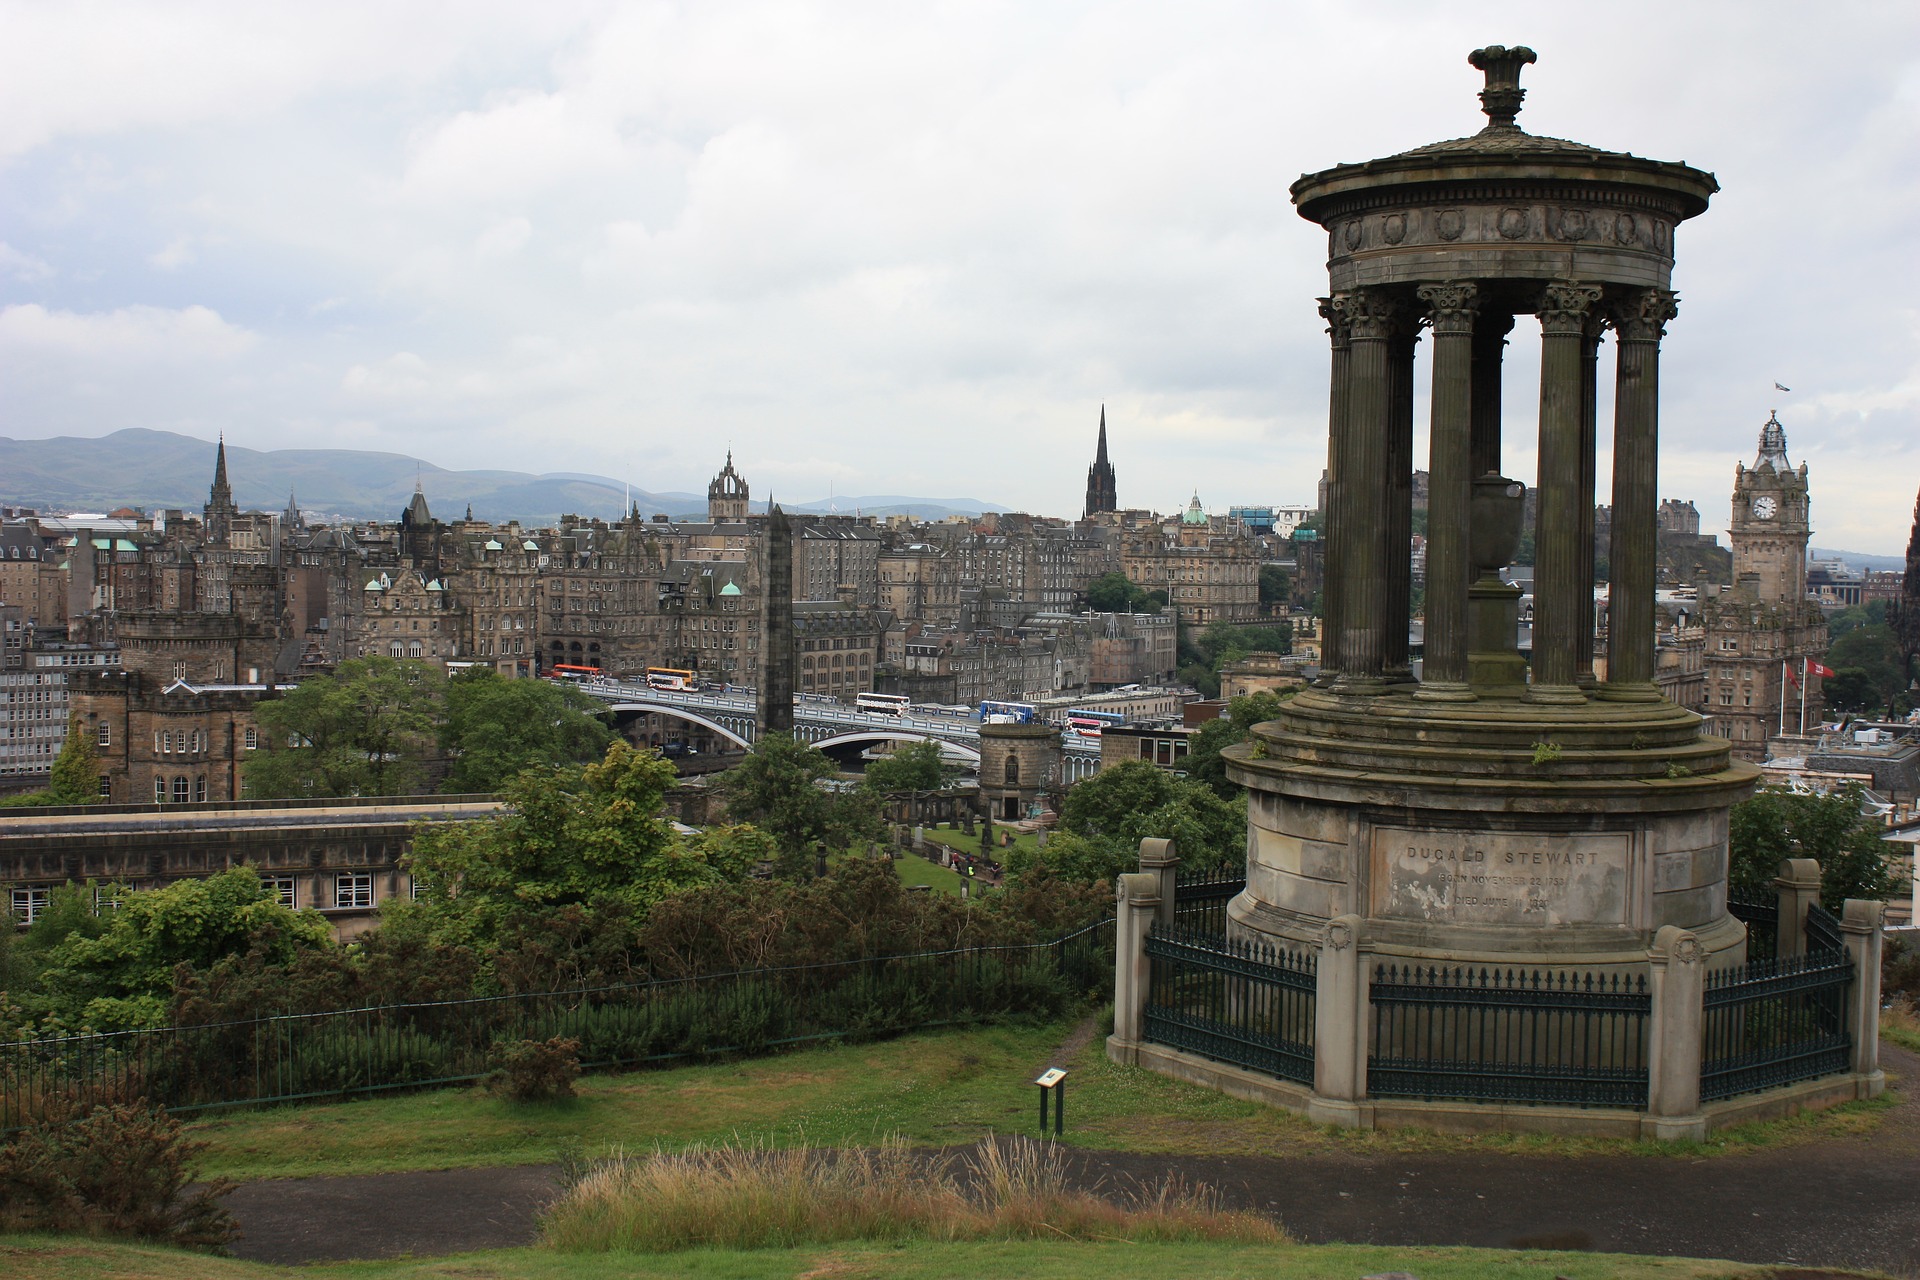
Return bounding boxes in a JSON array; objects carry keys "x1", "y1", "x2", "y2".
[{"x1": 1370, "y1": 826, "x2": 1630, "y2": 926}]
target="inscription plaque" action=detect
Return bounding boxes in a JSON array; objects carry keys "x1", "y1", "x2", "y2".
[{"x1": 1371, "y1": 827, "x2": 1631, "y2": 926}]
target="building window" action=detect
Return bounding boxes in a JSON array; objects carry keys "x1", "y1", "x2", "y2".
[
  {"x1": 194, "y1": 777, "x2": 207, "y2": 802},
  {"x1": 96, "y1": 720, "x2": 110, "y2": 747},
  {"x1": 10, "y1": 885, "x2": 50, "y2": 925},
  {"x1": 173, "y1": 776, "x2": 189, "y2": 803},
  {"x1": 244, "y1": 726, "x2": 257, "y2": 750},
  {"x1": 98, "y1": 775, "x2": 112, "y2": 799},
  {"x1": 335, "y1": 873, "x2": 374, "y2": 910},
  {"x1": 263, "y1": 875, "x2": 297, "y2": 909}
]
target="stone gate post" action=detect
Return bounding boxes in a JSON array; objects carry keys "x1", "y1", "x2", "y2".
[
  {"x1": 1774, "y1": 858, "x2": 1822, "y2": 958},
  {"x1": 1136, "y1": 837, "x2": 1180, "y2": 930},
  {"x1": 1841, "y1": 898, "x2": 1886, "y2": 1093},
  {"x1": 1645, "y1": 924, "x2": 1706, "y2": 1141},
  {"x1": 1108, "y1": 871, "x2": 1163, "y2": 1065},
  {"x1": 1308, "y1": 914, "x2": 1371, "y2": 1127}
]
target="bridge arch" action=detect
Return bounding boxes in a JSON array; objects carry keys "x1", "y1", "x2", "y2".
[
  {"x1": 604, "y1": 702, "x2": 753, "y2": 750},
  {"x1": 810, "y1": 730, "x2": 981, "y2": 764}
]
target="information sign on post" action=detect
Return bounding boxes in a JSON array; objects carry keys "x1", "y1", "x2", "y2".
[{"x1": 1033, "y1": 1068, "x2": 1068, "y2": 1135}]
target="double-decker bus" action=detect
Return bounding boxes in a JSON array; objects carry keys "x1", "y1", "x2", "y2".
[
  {"x1": 645, "y1": 667, "x2": 697, "y2": 691},
  {"x1": 855, "y1": 691, "x2": 911, "y2": 716},
  {"x1": 1064, "y1": 708, "x2": 1126, "y2": 738},
  {"x1": 550, "y1": 664, "x2": 604, "y2": 682},
  {"x1": 979, "y1": 700, "x2": 1037, "y2": 724}
]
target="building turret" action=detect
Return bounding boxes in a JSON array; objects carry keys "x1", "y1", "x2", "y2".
[
  {"x1": 709, "y1": 452, "x2": 750, "y2": 521},
  {"x1": 204, "y1": 436, "x2": 237, "y2": 547},
  {"x1": 1083, "y1": 407, "x2": 1117, "y2": 518}
]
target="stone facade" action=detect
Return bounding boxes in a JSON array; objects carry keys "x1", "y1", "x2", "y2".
[{"x1": 975, "y1": 721, "x2": 1062, "y2": 822}]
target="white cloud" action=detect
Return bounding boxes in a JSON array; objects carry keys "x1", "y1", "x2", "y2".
[
  {"x1": 150, "y1": 236, "x2": 195, "y2": 270},
  {"x1": 0, "y1": 241, "x2": 55, "y2": 280},
  {"x1": 0, "y1": 303, "x2": 257, "y2": 360}
]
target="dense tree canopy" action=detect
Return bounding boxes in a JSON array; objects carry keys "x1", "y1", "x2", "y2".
[
  {"x1": 862, "y1": 740, "x2": 958, "y2": 793},
  {"x1": 0, "y1": 714, "x2": 103, "y2": 808},
  {"x1": 1183, "y1": 690, "x2": 1291, "y2": 797},
  {"x1": 719, "y1": 733, "x2": 885, "y2": 879},
  {"x1": 1258, "y1": 564, "x2": 1291, "y2": 606},
  {"x1": 1176, "y1": 620, "x2": 1292, "y2": 698},
  {"x1": 440, "y1": 668, "x2": 613, "y2": 793},
  {"x1": 14, "y1": 868, "x2": 332, "y2": 1033},
  {"x1": 1728, "y1": 784, "x2": 1902, "y2": 911},
  {"x1": 403, "y1": 742, "x2": 759, "y2": 949},
  {"x1": 249, "y1": 657, "x2": 446, "y2": 798},
  {"x1": 1008, "y1": 760, "x2": 1244, "y2": 884},
  {"x1": 1085, "y1": 572, "x2": 1168, "y2": 614}
]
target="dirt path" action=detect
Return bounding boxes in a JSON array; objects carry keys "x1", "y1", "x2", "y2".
[{"x1": 224, "y1": 1044, "x2": 1920, "y2": 1275}]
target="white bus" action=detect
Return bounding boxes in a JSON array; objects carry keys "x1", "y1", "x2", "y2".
[{"x1": 856, "y1": 692, "x2": 911, "y2": 716}]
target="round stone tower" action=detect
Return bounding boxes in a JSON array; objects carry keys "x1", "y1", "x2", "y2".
[
  {"x1": 977, "y1": 721, "x2": 1062, "y2": 822},
  {"x1": 1227, "y1": 47, "x2": 1760, "y2": 974}
]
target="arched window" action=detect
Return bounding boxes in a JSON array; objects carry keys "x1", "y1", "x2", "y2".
[
  {"x1": 408, "y1": 641, "x2": 424, "y2": 658},
  {"x1": 172, "y1": 776, "x2": 189, "y2": 803},
  {"x1": 194, "y1": 777, "x2": 207, "y2": 803},
  {"x1": 389, "y1": 641, "x2": 404, "y2": 658},
  {"x1": 161, "y1": 729, "x2": 173, "y2": 754},
  {"x1": 243, "y1": 726, "x2": 257, "y2": 750},
  {"x1": 1004, "y1": 753, "x2": 1019, "y2": 787},
  {"x1": 153, "y1": 776, "x2": 166, "y2": 803}
]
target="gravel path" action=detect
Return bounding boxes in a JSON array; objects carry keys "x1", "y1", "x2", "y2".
[{"x1": 223, "y1": 1041, "x2": 1920, "y2": 1275}]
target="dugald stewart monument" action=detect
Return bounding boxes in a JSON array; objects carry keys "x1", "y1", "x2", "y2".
[{"x1": 1110, "y1": 46, "x2": 1886, "y2": 1139}]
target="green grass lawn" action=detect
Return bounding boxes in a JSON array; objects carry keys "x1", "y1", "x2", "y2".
[
  {"x1": 922, "y1": 821, "x2": 1043, "y2": 864},
  {"x1": 888, "y1": 851, "x2": 968, "y2": 895},
  {"x1": 1, "y1": 1236, "x2": 1882, "y2": 1280},
  {"x1": 183, "y1": 1013, "x2": 1900, "y2": 1182}
]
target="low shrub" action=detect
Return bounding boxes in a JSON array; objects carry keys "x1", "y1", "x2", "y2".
[
  {"x1": 287, "y1": 1025, "x2": 458, "y2": 1097},
  {"x1": 486, "y1": 1036, "x2": 581, "y2": 1102},
  {"x1": 0, "y1": 1095, "x2": 236, "y2": 1250},
  {"x1": 540, "y1": 1136, "x2": 1286, "y2": 1252}
]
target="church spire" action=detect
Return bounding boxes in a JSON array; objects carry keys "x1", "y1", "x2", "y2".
[
  {"x1": 1083, "y1": 405, "x2": 1118, "y2": 519},
  {"x1": 204, "y1": 434, "x2": 236, "y2": 546}
]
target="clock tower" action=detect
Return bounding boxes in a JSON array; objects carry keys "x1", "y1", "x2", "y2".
[
  {"x1": 1729, "y1": 411, "x2": 1810, "y2": 602},
  {"x1": 1699, "y1": 412, "x2": 1827, "y2": 759}
]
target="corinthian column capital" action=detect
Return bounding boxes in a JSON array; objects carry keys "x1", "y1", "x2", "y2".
[
  {"x1": 1318, "y1": 296, "x2": 1351, "y2": 349},
  {"x1": 1611, "y1": 287, "x2": 1680, "y2": 342},
  {"x1": 1417, "y1": 281, "x2": 1481, "y2": 335},
  {"x1": 1335, "y1": 287, "x2": 1406, "y2": 342},
  {"x1": 1537, "y1": 282, "x2": 1605, "y2": 335}
]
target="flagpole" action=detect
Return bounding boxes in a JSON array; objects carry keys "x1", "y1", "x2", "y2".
[
  {"x1": 1799, "y1": 657, "x2": 1808, "y2": 735},
  {"x1": 1779, "y1": 662, "x2": 1787, "y2": 738}
]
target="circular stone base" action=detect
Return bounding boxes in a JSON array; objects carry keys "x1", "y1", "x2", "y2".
[{"x1": 1222, "y1": 688, "x2": 1762, "y2": 973}]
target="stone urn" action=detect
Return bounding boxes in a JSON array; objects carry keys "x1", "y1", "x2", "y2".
[{"x1": 1470, "y1": 473, "x2": 1527, "y2": 581}]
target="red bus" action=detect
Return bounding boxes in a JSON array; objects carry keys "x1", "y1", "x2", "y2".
[{"x1": 550, "y1": 664, "x2": 604, "y2": 681}]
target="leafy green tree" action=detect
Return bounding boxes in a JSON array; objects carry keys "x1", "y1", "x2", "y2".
[
  {"x1": 1823, "y1": 623, "x2": 1905, "y2": 714},
  {"x1": 1258, "y1": 564, "x2": 1291, "y2": 607},
  {"x1": 48, "y1": 714, "x2": 103, "y2": 804},
  {"x1": 440, "y1": 668, "x2": 613, "y2": 793},
  {"x1": 1183, "y1": 690, "x2": 1291, "y2": 797},
  {"x1": 1728, "y1": 784, "x2": 1901, "y2": 912},
  {"x1": 0, "y1": 716, "x2": 103, "y2": 808},
  {"x1": 1822, "y1": 667, "x2": 1881, "y2": 715},
  {"x1": 248, "y1": 657, "x2": 446, "y2": 798},
  {"x1": 405, "y1": 742, "x2": 750, "y2": 948},
  {"x1": 862, "y1": 740, "x2": 956, "y2": 793},
  {"x1": 720, "y1": 733, "x2": 884, "y2": 879},
  {"x1": 27, "y1": 868, "x2": 332, "y2": 1032},
  {"x1": 1085, "y1": 572, "x2": 1167, "y2": 613},
  {"x1": 1053, "y1": 760, "x2": 1244, "y2": 877}
]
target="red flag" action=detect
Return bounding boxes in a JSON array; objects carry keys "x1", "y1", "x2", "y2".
[
  {"x1": 1783, "y1": 662, "x2": 1799, "y2": 688},
  {"x1": 1809, "y1": 661, "x2": 1836, "y2": 678}
]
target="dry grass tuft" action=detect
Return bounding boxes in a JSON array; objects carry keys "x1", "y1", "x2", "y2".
[
  {"x1": 1884, "y1": 996, "x2": 1920, "y2": 1053},
  {"x1": 540, "y1": 1135, "x2": 1287, "y2": 1253}
]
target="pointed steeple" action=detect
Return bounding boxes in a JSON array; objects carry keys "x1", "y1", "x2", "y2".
[
  {"x1": 1083, "y1": 405, "x2": 1118, "y2": 518},
  {"x1": 204, "y1": 434, "x2": 237, "y2": 546}
]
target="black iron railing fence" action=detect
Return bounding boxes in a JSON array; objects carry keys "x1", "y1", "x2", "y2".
[
  {"x1": 1171, "y1": 865, "x2": 1245, "y2": 935},
  {"x1": 1367, "y1": 965, "x2": 1651, "y2": 1108},
  {"x1": 1728, "y1": 894, "x2": 1780, "y2": 961},
  {"x1": 1700, "y1": 904, "x2": 1851, "y2": 1103},
  {"x1": 1142, "y1": 923, "x2": 1315, "y2": 1087},
  {"x1": 1, "y1": 919, "x2": 1114, "y2": 1132}
]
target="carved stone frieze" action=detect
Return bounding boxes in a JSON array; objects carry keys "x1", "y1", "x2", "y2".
[{"x1": 1328, "y1": 203, "x2": 1674, "y2": 261}]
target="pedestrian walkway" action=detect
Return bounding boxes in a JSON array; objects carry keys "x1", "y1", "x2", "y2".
[{"x1": 224, "y1": 1044, "x2": 1920, "y2": 1275}]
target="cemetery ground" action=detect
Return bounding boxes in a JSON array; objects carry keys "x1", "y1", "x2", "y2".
[{"x1": 4, "y1": 1013, "x2": 1905, "y2": 1277}]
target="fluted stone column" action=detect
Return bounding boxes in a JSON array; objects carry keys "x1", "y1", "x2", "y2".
[
  {"x1": 1470, "y1": 313, "x2": 1514, "y2": 480},
  {"x1": 1384, "y1": 322, "x2": 1419, "y2": 682},
  {"x1": 1318, "y1": 298, "x2": 1352, "y2": 681},
  {"x1": 1601, "y1": 288, "x2": 1677, "y2": 698},
  {"x1": 1416, "y1": 281, "x2": 1479, "y2": 697},
  {"x1": 1530, "y1": 283, "x2": 1603, "y2": 702},
  {"x1": 1332, "y1": 287, "x2": 1402, "y2": 691},
  {"x1": 1577, "y1": 312, "x2": 1605, "y2": 687}
]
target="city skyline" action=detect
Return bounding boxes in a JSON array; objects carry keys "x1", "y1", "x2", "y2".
[{"x1": 3, "y1": 2, "x2": 1917, "y2": 550}]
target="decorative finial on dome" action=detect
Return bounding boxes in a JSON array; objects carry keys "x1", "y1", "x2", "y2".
[{"x1": 1468, "y1": 45, "x2": 1537, "y2": 131}]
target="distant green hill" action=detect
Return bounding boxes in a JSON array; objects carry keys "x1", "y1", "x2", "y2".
[
  {"x1": 0, "y1": 429, "x2": 1007, "y2": 525},
  {"x1": 0, "y1": 429, "x2": 696, "y2": 523}
]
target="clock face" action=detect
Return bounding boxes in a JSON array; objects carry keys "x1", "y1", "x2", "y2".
[{"x1": 1752, "y1": 496, "x2": 1778, "y2": 520}]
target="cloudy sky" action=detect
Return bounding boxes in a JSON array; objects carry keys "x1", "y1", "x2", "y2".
[{"x1": 2, "y1": 1, "x2": 1916, "y2": 550}]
